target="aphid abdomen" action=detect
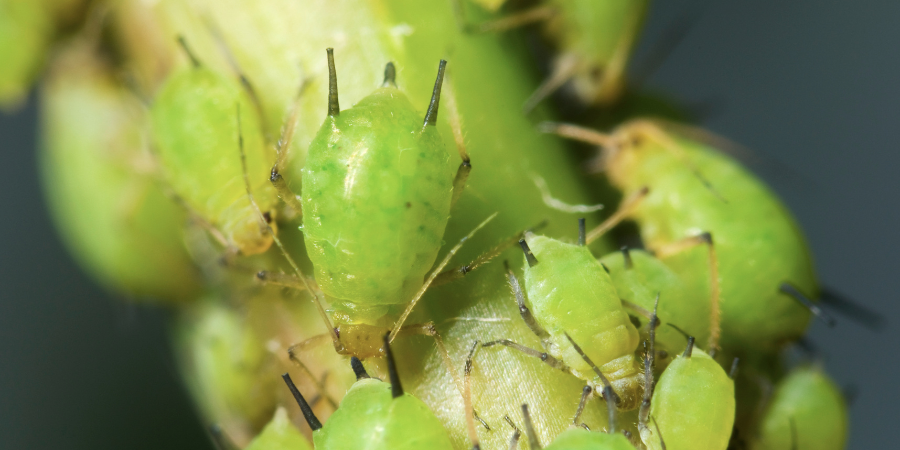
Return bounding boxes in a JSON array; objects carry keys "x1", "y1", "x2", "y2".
[
  {"x1": 522, "y1": 235, "x2": 643, "y2": 408},
  {"x1": 151, "y1": 67, "x2": 277, "y2": 255},
  {"x1": 302, "y1": 87, "x2": 454, "y2": 323},
  {"x1": 607, "y1": 126, "x2": 818, "y2": 352}
]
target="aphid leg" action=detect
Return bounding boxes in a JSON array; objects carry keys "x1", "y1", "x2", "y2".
[
  {"x1": 281, "y1": 373, "x2": 323, "y2": 431},
  {"x1": 584, "y1": 186, "x2": 649, "y2": 244},
  {"x1": 208, "y1": 424, "x2": 238, "y2": 450},
  {"x1": 563, "y1": 333, "x2": 622, "y2": 407},
  {"x1": 464, "y1": 340, "x2": 481, "y2": 449},
  {"x1": 388, "y1": 213, "x2": 497, "y2": 342},
  {"x1": 176, "y1": 35, "x2": 201, "y2": 67},
  {"x1": 449, "y1": 0, "x2": 555, "y2": 34},
  {"x1": 236, "y1": 104, "x2": 341, "y2": 350},
  {"x1": 307, "y1": 370, "x2": 331, "y2": 407},
  {"x1": 653, "y1": 232, "x2": 722, "y2": 353},
  {"x1": 638, "y1": 295, "x2": 661, "y2": 433},
  {"x1": 254, "y1": 270, "x2": 308, "y2": 291},
  {"x1": 780, "y1": 283, "x2": 837, "y2": 328},
  {"x1": 481, "y1": 339, "x2": 568, "y2": 372},
  {"x1": 520, "y1": 404, "x2": 543, "y2": 450},
  {"x1": 443, "y1": 74, "x2": 472, "y2": 210},
  {"x1": 503, "y1": 260, "x2": 552, "y2": 346},
  {"x1": 620, "y1": 300, "x2": 654, "y2": 322},
  {"x1": 503, "y1": 416, "x2": 522, "y2": 450},
  {"x1": 269, "y1": 76, "x2": 312, "y2": 217},
  {"x1": 162, "y1": 187, "x2": 234, "y2": 253},
  {"x1": 651, "y1": 416, "x2": 667, "y2": 450},
  {"x1": 603, "y1": 385, "x2": 618, "y2": 434},
  {"x1": 522, "y1": 53, "x2": 579, "y2": 114},
  {"x1": 286, "y1": 344, "x2": 339, "y2": 410},
  {"x1": 572, "y1": 385, "x2": 593, "y2": 427}
]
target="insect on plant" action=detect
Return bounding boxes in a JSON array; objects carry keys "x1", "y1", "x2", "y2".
[
  {"x1": 513, "y1": 399, "x2": 635, "y2": 450},
  {"x1": 542, "y1": 119, "x2": 821, "y2": 355},
  {"x1": 281, "y1": 334, "x2": 454, "y2": 450},
  {"x1": 451, "y1": 0, "x2": 649, "y2": 111}
]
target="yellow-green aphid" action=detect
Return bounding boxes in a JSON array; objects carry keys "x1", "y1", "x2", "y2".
[
  {"x1": 751, "y1": 366, "x2": 848, "y2": 450},
  {"x1": 242, "y1": 407, "x2": 312, "y2": 450},
  {"x1": 151, "y1": 38, "x2": 277, "y2": 255},
  {"x1": 282, "y1": 336, "x2": 454, "y2": 450},
  {"x1": 496, "y1": 233, "x2": 643, "y2": 410},
  {"x1": 546, "y1": 120, "x2": 819, "y2": 354},
  {"x1": 517, "y1": 401, "x2": 635, "y2": 450},
  {"x1": 599, "y1": 247, "x2": 710, "y2": 357},
  {"x1": 40, "y1": 41, "x2": 199, "y2": 301},
  {"x1": 640, "y1": 337, "x2": 735, "y2": 450},
  {"x1": 299, "y1": 50, "x2": 458, "y2": 356}
]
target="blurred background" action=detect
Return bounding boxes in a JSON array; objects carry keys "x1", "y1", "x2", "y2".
[{"x1": 1, "y1": 1, "x2": 897, "y2": 448}]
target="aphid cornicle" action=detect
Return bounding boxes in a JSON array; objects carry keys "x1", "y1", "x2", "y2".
[
  {"x1": 751, "y1": 366, "x2": 848, "y2": 450},
  {"x1": 151, "y1": 38, "x2": 278, "y2": 256},
  {"x1": 545, "y1": 119, "x2": 818, "y2": 354},
  {"x1": 282, "y1": 336, "x2": 454, "y2": 450}
]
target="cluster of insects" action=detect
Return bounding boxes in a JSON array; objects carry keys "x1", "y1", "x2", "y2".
[{"x1": 33, "y1": 1, "x2": 863, "y2": 449}]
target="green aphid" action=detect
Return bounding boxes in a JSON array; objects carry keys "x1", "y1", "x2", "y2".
[
  {"x1": 151, "y1": 38, "x2": 277, "y2": 256},
  {"x1": 546, "y1": 119, "x2": 819, "y2": 354},
  {"x1": 243, "y1": 407, "x2": 312, "y2": 450},
  {"x1": 751, "y1": 366, "x2": 848, "y2": 450},
  {"x1": 485, "y1": 230, "x2": 644, "y2": 411},
  {"x1": 599, "y1": 248, "x2": 711, "y2": 358},
  {"x1": 40, "y1": 41, "x2": 199, "y2": 301},
  {"x1": 639, "y1": 338, "x2": 735, "y2": 450},
  {"x1": 454, "y1": 0, "x2": 649, "y2": 109},
  {"x1": 282, "y1": 335, "x2": 453, "y2": 450}
]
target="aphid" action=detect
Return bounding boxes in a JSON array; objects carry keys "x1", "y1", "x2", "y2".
[
  {"x1": 483, "y1": 215, "x2": 646, "y2": 410},
  {"x1": 515, "y1": 394, "x2": 635, "y2": 450},
  {"x1": 638, "y1": 334, "x2": 735, "y2": 450},
  {"x1": 281, "y1": 335, "x2": 454, "y2": 450},
  {"x1": 241, "y1": 407, "x2": 312, "y2": 450},
  {"x1": 751, "y1": 366, "x2": 848, "y2": 450},
  {"x1": 264, "y1": 49, "x2": 491, "y2": 360},
  {"x1": 543, "y1": 119, "x2": 819, "y2": 354},
  {"x1": 150, "y1": 37, "x2": 278, "y2": 256},
  {"x1": 452, "y1": 0, "x2": 649, "y2": 109}
]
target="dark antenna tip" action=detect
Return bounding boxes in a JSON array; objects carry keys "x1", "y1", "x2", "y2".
[
  {"x1": 176, "y1": 35, "x2": 201, "y2": 68},
  {"x1": 621, "y1": 246, "x2": 633, "y2": 269},
  {"x1": 383, "y1": 62, "x2": 397, "y2": 87},
  {"x1": 519, "y1": 239, "x2": 539, "y2": 267},
  {"x1": 577, "y1": 218, "x2": 586, "y2": 246},
  {"x1": 683, "y1": 336, "x2": 695, "y2": 358},
  {"x1": 383, "y1": 333, "x2": 404, "y2": 399},
  {"x1": 423, "y1": 59, "x2": 448, "y2": 127},
  {"x1": 729, "y1": 357, "x2": 740, "y2": 379},
  {"x1": 281, "y1": 373, "x2": 322, "y2": 431},
  {"x1": 326, "y1": 48, "x2": 340, "y2": 117},
  {"x1": 780, "y1": 283, "x2": 837, "y2": 328},
  {"x1": 350, "y1": 356, "x2": 370, "y2": 380}
]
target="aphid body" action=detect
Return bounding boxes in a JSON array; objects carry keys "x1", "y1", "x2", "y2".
[
  {"x1": 522, "y1": 235, "x2": 643, "y2": 410},
  {"x1": 543, "y1": 428, "x2": 635, "y2": 450},
  {"x1": 151, "y1": 51, "x2": 277, "y2": 255},
  {"x1": 751, "y1": 366, "x2": 848, "y2": 450},
  {"x1": 299, "y1": 53, "x2": 456, "y2": 357},
  {"x1": 640, "y1": 345, "x2": 735, "y2": 450}
]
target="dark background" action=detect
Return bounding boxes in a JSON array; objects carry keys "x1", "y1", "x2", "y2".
[{"x1": 1, "y1": 1, "x2": 897, "y2": 448}]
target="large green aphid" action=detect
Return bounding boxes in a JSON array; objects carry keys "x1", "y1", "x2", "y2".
[
  {"x1": 40, "y1": 40, "x2": 199, "y2": 301},
  {"x1": 545, "y1": 120, "x2": 819, "y2": 354},
  {"x1": 639, "y1": 337, "x2": 735, "y2": 450},
  {"x1": 282, "y1": 335, "x2": 454, "y2": 450},
  {"x1": 454, "y1": 0, "x2": 648, "y2": 110},
  {"x1": 151, "y1": 38, "x2": 278, "y2": 256},
  {"x1": 485, "y1": 230, "x2": 644, "y2": 411},
  {"x1": 751, "y1": 366, "x2": 848, "y2": 450}
]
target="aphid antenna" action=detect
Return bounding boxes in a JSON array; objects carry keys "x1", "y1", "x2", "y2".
[
  {"x1": 208, "y1": 424, "x2": 238, "y2": 450},
  {"x1": 577, "y1": 218, "x2": 586, "y2": 246},
  {"x1": 563, "y1": 332, "x2": 621, "y2": 406},
  {"x1": 729, "y1": 357, "x2": 740, "y2": 379},
  {"x1": 236, "y1": 103, "x2": 340, "y2": 347},
  {"x1": 521, "y1": 404, "x2": 543, "y2": 450},
  {"x1": 388, "y1": 213, "x2": 497, "y2": 342},
  {"x1": 683, "y1": 336, "x2": 695, "y2": 358},
  {"x1": 326, "y1": 48, "x2": 340, "y2": 116},
  {"x1": 780, "y1": 283, "x2": 837, "y2": 328},
  {"x1": 666, "y1": 322, "x2": 692, "y2": 341},
  {"x1": 621, "y1": 246, "x2": 633, "y2": 269},
  {"x1": 585, "y1": 186, "x2": 650, "y2": 244},
  {"x1": 518, "y1": 239, "x2": 539, "y2": 267},
  {"x1": 423, "y1": 60, "x2": 448, "y2": 128},
  {"x1": 464, "y1": 340, "x2": 481, "y2": 450},
  {"x1": 639, "y1": 294, "x2": 660, "y2": 431},
  {"x1": 176, "y1": 35, "x2": 201, "y2": 68},
  {"x1": 572, "y1": 385, "x2": 592, "y2": 426},
  {"x1": 651, "y1": 416, "x2": 667, "y2": 450},
  {"x1": 819, "y1": 287, "x2": 886, "y2": 330},
  {"x1": 382, "y1": 62, "x2": 397, "y2": 87},
  {"x1": 382, "y1": 333, "x2": 404, "y2": 399},
  {"x1": 350, "y1": 356, "x2": 370, "y2": 380},
  {"x1": 282, "y1": 373, "x2": 323, "y2": 431},
  {"x1": 504, "y1": 415, "x2": 522, "y2": 450}
]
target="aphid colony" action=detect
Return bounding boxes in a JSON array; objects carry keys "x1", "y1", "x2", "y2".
[{"x1": 31, "y1": 1, "x2": 855, "y2": 450}]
